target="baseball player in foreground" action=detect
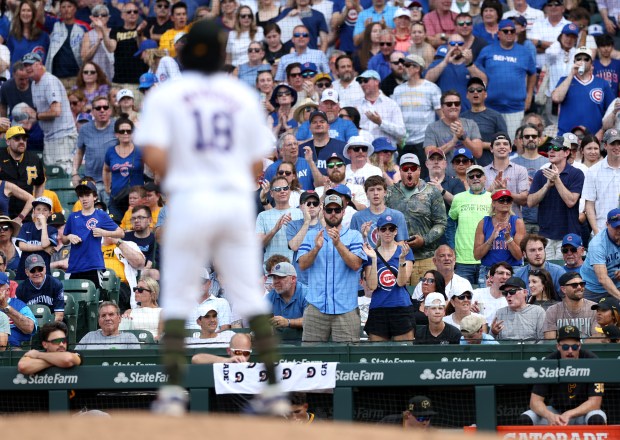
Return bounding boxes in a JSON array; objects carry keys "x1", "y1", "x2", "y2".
[{"x1": 137, "y1": 19, "x2": 287, "y2": 416}]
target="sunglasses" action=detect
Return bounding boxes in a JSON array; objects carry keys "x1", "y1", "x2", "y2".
[
  {"x1": 29, "y1": 266, "x2": 44, "y2": 273},
  {"x1": 456, "y1": 20, "x2": 472, "y2": 26},
  {"x1": 277, "y1": 170, "x2": 292, "y2": 176},
  {"x1": 248, "y1": 47, "x2": 261, "y2": 53},
  {"x1": 467, "y1": 173, "x2": 483, "y2": 179},
  {"x1": 276, "y1": 91, "x2": 292, "y2": 97},
  {"x1": 133, "y1": 286, "x2": 152, "y2": 293},
  {"x1": 379, "y1": 225, "x2": 396, "y2": 232},
  {"x1": 415, "y1": 416, "x2": 431, "y2": 422},
  {"x1": 390, "y1": 60, "x2": 404, "y2": 65},
  {"x1": 69, "y1": 100, "x2": 80, "y2": 105},
  {"x1": 316, "y1": 82, "x2": 331, "y2": 88},
  {"x1": 379, "y1": 42, "x2": 393, "y2": 47},
  {"x1": 125, "y1": 9, "x2": 139, "y2": 13},
  {"x1": 92, "y1": 12, "x2": 109, "y2": 16},
  {"x1": 468, "y1": 87, "x2": 484, "y2": 93},
  {"x1": 11, "y1": 135, "x2": 28, "y2": 142},
  {"x1": 560, "y1": 344, "x2": 580, "y2": 351},
  {"x1": 82, "y1": 70, "x2": 96, "y2": 74},
  {"x1": 501, "y1": 289, "x2": 520, "y2": 296},
  {"x1": 561, "y1": 247, "x2": 578, "y2": 254},
  {"x1": 271, "y1": 185, "x2": 289, "y2": 192},
  {"x1": 548, "y1": 145, "x2": 569, "y2": 152},
  {"x1": 357, "y1": 78, "x2": 372, "y2": 84},
  {"x1": 500, "y1": 29, "x2": 516, "y2": 34},
  {"x1": 239, "y1": 13, "x2": 252, "y2": 18},
  {"x1": 293, "y1": 32, "x2": 309, "y2": 38},
  {"x1": 575, "y1": 56, "x2": 590, "y2": 62},
  {"x1": 289, "y1": 72, "x2": 302, "y2": 78},
  {"x1": 94, "y1": 105, "x2": 110, "y2": 111},
  {"x1": 231, "y1": 349, "x2": 252, "y2": 356},
  {"x1": 117, "y1": 129, "x2": 132, "y2": 134},
  {"x1": 496, "y1": 197, "x2": 513, "y2": 204},
  {"x1": 443, "y1": 101, "x2": 461, "y2": 107},
  {"x1": 324, "y1": 207, "x2": 343, "y2": 214},
  {"x1": 448, "y1": 41, "x2": 464, "y2": 46},
  {"x1": 47, "y1": 337, "x2": 67, "y2": 345},
  {"x1": 452, "y1": 158, "x2": 471, "y2": 165},
  {"x1": 419, "y1": 277, "x2": 435, "y2": 284},
  {"x1": 305, "y1": 200, "x2": 320, "y2": 207},
  {"x1": 327, "y1": 161, "x2": 345, "y2": 169},
  {"x1": 0, "y1": 225, "x2": 10, "y2": 232},
  {"x1": 522, "y1": 134, "x2": 538, "y2": 140},
  {"x1": 455, "y1": 293, "x2": 472, "y2": 300},
  {"x1": 401, "y1": 164, "x2": 419, "y2": 173},
  {"x1": 302, "y1": 71, "x2": 317, "y2": 78},
  {"x1": 564, "y1": 281, "x2": 586, "y2": 289},
  {"x1": 350, "y1": 146, "x2": 368, "y2": 153}
]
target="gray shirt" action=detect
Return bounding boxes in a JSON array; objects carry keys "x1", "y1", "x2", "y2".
[
  {"x1": 75, "y1": 329, "x2": 141, "y2": 350},
  {"x1": 543, "y1": 300, "x2": 598, "y2": 338},
  {"x1": 0, "y1": 312, "x2": 9, "y2": 334},
  {"x1": 423, "y1": 118, "x2": 481, "y2": 162},
  {"x1": 31, "y1": 72, "x2": 77, "y2": 140},
  {"x1": 511, "y1": 155, "x2": 549, "y2": 224},
  {"x1": 495, "y1": 304, "x2": 545, "y2": 342},
  {"x1": 483, "y1": 161, "x2": 530, "y2": 217},
  {"x1": 77, "y1": 120, "x2": 117, "y2": 183}
]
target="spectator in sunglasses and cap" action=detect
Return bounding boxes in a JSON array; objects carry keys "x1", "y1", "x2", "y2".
[
  {"x1": 491, "y1": 276, "x2": 545, "y2": 341},
  {"x1": 16, "y1": 254, "x2": 65, "y2": 322}
]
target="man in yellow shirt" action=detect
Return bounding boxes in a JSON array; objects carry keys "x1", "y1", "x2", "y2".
[{"x1": 159, "y1": 2, "x2": 189, "y2": 57}]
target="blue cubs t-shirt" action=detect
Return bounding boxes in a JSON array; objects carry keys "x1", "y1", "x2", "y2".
[
  {"x1": 362, "y1": 246, "x2": 414, "y2": 308},
  {"x1": 64, "y1": 209, "x2": 118, "y2": 273}
]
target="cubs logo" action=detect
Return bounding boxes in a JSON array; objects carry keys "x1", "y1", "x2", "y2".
[
  {"x1": 368, "y1": 226, "x2": 379, "y2": 246},
  {"x1": 589, "y1": 88, "x2": 603, "y2": 103},
  {"x1": 378, "y1": 267, "x2": 396, "y2": 288},
  {"x1": 86, "y1": 218, "x2": 99, "y2": 230}
]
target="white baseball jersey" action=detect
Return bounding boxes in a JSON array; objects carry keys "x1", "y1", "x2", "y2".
[{"x1": 134, "y1": 72, "x2": 272, "y2": 194}]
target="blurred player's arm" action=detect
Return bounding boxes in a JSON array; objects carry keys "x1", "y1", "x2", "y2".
[{"x1": 142, "y1": 145, "x2": 168, "y2": 180}]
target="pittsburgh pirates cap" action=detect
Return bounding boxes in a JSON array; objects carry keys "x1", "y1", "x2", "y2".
[
  {"x1": 557, "y1": 325, "x2": 580, "y2": 342},
  {"x1": 5, "y1": 125, "x2": 28, "y2": 140},
  {"x1": 25, "y1": 254, "x2": 45, "y2": 271},
  {"x1": 48, "y1": 212, "x2": 66, "y2": 226},
  {"x1": 407, "y1": 396, "x2": 436, "y2": 416}
]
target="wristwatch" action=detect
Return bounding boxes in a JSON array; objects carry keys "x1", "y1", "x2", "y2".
[
  {"x1": 400, "y1": 262, "x2": 407, "y2": 267},
  {"x1": 1, "y1": 306, "x2": 9, "y2": 314},
  {"x1": 116, "y1": 239, "x2": 123, "y2": 246},
  {"x1": 440, "y1": 33, "x2": 447, "y2": 41}
]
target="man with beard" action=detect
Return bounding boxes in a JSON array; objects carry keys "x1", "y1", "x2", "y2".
[
  {"x1": 424, "y1": 90, "x2": 483, "y2": 162},
  {"x1": 298, "y1": 194, "x2": 366, "y2": 342},
  {"x1": 512, "y1": 124, "x2": 548, "y2": 234},
  {"x1": 425, "y1": 34, "x2": 487, "y2": 113},
  {"x1": 544, "y1": 272, "x2": 596, "y2": 340},
  {"x1": 380, "y1": 51, "x2": 407, "y2": 97},
  {"x1": 299, "y1": 110, "x2": 349, "y2": 177},
  {"x1": 425, "y1": 147, "x2": 465, "y2": 213},
  {"x1": 461, "y1": 77, "x2": 507, "y2": 167},
  {"x1": 392, "y1": 54, "x2": 442, "y2": 179},
  {"x1": 514, "y1": 234, "x2": 565, "y2": 296},
  {"x1": 287, "y1": 191, "x2": 324, "y2": 286},
  {"x1": 265, "y1": 262, "x2": 308, "y2": 332},
  {"x1": 332, "y1": 55, "x2": 364, "y2": 107},
  {"x1": 386, "y1": 153, "x2": 446, "y2": 283},
  {"x1": 296, "y1": 89, "x2": 358, "y2": 143}
]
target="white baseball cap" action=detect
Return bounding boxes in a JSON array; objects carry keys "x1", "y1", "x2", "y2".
[
  {"x1": 321, "y1": 88, "x2": 339, "y2": 103},
  {"x1": 393, "y1": 7, "x2": 411, "y2": 19},
  {"x1": 424, "y1": 292, "x2": 446, "y2": 307},
  {"x1": 116, "y1": 89, "x2": 134, "y2": 101}
]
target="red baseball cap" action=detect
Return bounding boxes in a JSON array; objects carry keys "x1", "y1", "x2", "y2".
[{"x1": 491, "y1": 189, "x2": 512, "y2": 200}]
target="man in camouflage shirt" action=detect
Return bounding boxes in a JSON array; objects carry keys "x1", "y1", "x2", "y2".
[{"x1": 386, "y1": 153, "x2": 446, "y2": 284}]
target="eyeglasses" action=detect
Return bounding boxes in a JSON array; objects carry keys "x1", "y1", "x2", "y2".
[
  {"x1": 327, "y1": 161, "x2": 345, "y2": 169},
  {"x1": 47, "y1": 337, "x2": 67, "y2": 345},
  {"x1": 94, "y1": 105, "x2": 110, "y2": 111},
  {"x1": 305, "y1": 200, "x2": 320, "y2": 207},
  {"x1": 455, "y1": 293, "x2": 472, "y2": 300},
  {"x1": 92, "y1": 12, "x2": 109, "y2": 16},
  {"x1": 575, "y1": 56, "x2": 590, "y2": 62},
  {"x1": 277, "y1": 170, "x2": 292, "y2": 176},
  {"x1": 449, "y1": 41, "x2": 464, "y2": 46},
  {"x1": 443, "y1": 101, "x2": 461, "y2": 107},
  {"x1": 239, "y1": 13, "x2": 252, "y2": 18},
  {"x1": 561, "y1": 247, "x2": 578, "y2": 254},
  {"x1": 390, "y1": 60, "x2": 403, "y2": 65},
  {"x1": 467, "y1": 87, "x2": 484, "y2": 93},
  {"x1": 419, "y1": 277, "x2": 435, "y2": 284},
  {"x1": 293, "y1": 32, "x2": 309, "y2": 38},
  {"x1": 496, "y1": 197, "x2": 512, "y2": 204},
  {"x1": 82, "y1": 70, "x2": 96, "y2": 75},
  {"x1": 467, "y1": 173, "x2": 483, "y2": 179},
  {"x1": 415, "y1": 416, "x2": 431, "y2": 422},
  {"x1": 324, "y1": 207, "x2": 343, "y2": 214},
  {"x1": 231, "y1": 348, "x2": 252, "y2": 356},
  {"x1": 133, "y1": 286, "x2": 152, "y2": 293},
  {"x1": 456, "y1": 20, "x2": 472, "y2": 26},
  {"x1": 316, "y1": 81, "x2": 331, "y2": 88},
  {"x1": 276, "y1": 91, "x2": 292, "y2": 97},
  {"x1": 564, "y1": 281, "x2": 586, "y2": 289},
  {"x1": 379, "y1": 225, "x2": 396, "y2": 232},
  {"x1": 271, "y1": 185, "x2": 289, "y2": 192},
  {"x1": 350, "y1": 146, "x2": 368, "y2": 153},
  {"x1": 378, "y1": 41, "x2": 393, "y2": 47},
  {"x1": 131, "y1": 215, "x2": 149, "y2": 221},
  {"x1": 125, "y1": 9, "x2": 139, "y2": 13},
  {"x1": 560, "y1": 343, "x2": 580, "y2": 351},
  {"x1": 248, "y1": 47, "x2": 261, "y2": 53},
  {"x1": 117, "y1": 129, "x2": 132, "y2": 134},
  {"x1": 452, "y1": 158, "x2": 471, "y2": 165},
  {"x1": 289, "y1": 72, "x2": 302, "y2": 78},
  {"x1": 0, "y1": 225, "x2": 11, "y2": 232},
  {"x1": 29, "y1": 266, "x2": 44, "y2": 273},
  {"x1": 501, "y1": 289, "x2": 520, "y2": 296},
  {"x1": 522, "y1": 134, "x2": 538, "y2": 139},
  {"x1": 402, "y1": 61, "x2": 416, "y2": 68},
  {"x1": 401, "y1": 164, "x2": 419, "y2": 173},
  {"x1": 500, "y1": 29, "x2": 516, "y2": 34},
  {"x1": 301, "y1": 71, "x2": 317, "y2": 78}
]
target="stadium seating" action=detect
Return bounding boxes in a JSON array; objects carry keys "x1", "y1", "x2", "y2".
[
  {"x1": 63, "y1": 293, "x2": 79, "y2": 345},
  {"x1": 51, "y1": 269, "x2": 67, "y2": 280},
  {"x1": 45, "y1": 165, "x2": 70, "y2": 179},
  {"x1": 122, "y1": 329, "x2": 155, "y2": 345},
  {"x1": 27, "y1": 304, "x2": 54, "y2": 328},
  {"x1": 62, "y1": 279, "x2": 99, "y2": 335},
  {"x1": 100, "y1": 270, "x2": 121, "y2": 305}
]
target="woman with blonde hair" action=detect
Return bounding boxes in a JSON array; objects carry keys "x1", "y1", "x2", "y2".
[
  {"x1": 120, "y1": 276, "x2": 163, "y2": 340},
  {"x1": 226, "y1": 5, "x2": 264, "y2": 66},
  {"x1": 140, "y1": 44, "x2": 181, "y2": 83}
]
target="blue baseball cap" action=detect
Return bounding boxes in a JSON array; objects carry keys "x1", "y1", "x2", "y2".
[
  {"x1": 453, "y1": 147, "x2": 474, "y2": 160},
  {"x1": 301, "y1": 62, "x2": 318, "y2": 73},
  {"x1": 326, "y1": 184, "x2": 352, "y2": 201},
  {"x1": 608, "y1": 208, "x2": 620, "y2": 228},
  {"x1": 377, "y1": 214, "x2": 397, "y2": 228},
  {"x1": 510, "y1": 15, "x2": 527, "y2": 27},
  {"x1": 134, "y1": 39, "x2": 158, "y2": 57},
  {"x1": 498, "y1": 19, "x2": 515, "y2": 30},
  {"x1": 561, "y1": 233, "x2": 582, "y2": 248},
  {"x1": 561, "y1": 23, "x2": 579, "y2": 36},
  {"x1": 139, "y1": 72, "x2": 158, "y2": 90},
  {"x1": 372, "y1": 137, "x2": 396, "y2": 153},
  {"x1": 435, "y1": 45, "x2": 448, "y2": 58},
  {"x1": 0, "y1": 272, "x2": 9, "y2": 286}
]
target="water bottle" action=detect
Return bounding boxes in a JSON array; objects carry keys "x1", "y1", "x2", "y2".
[{"x1": 578, "y1": 65, "x2": 585, "y2": 75}]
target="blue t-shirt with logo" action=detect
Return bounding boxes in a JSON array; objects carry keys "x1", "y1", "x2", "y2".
[
  {"x1": 350, "y1": 207, "x2": 409, "y2": 246},
  {"x1": 362, "y1": 245, "x2": 414, "y2": 308},
  {"x1": 64, "y1": 209, "x2": 118, "y2": 273},
  {"x1": 581, "y1": 229, "x2": 620, "y2": 300},
  {"x1": 593, "y1": 58, "x2": 620, "y2": 97}
]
